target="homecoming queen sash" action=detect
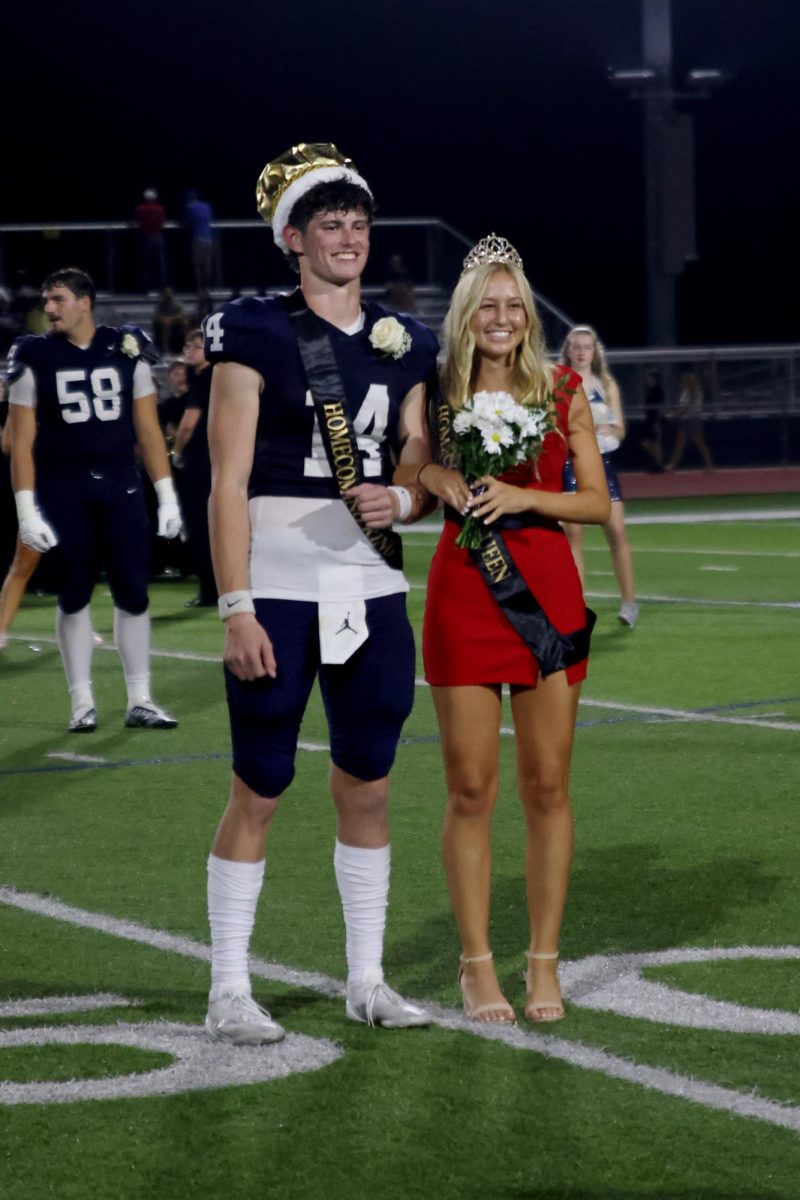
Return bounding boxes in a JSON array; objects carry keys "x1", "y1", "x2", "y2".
[
  {"x1": 436, "y1": 393, "x2": 596, "y2": 677},
  {"x1": 282, "y1": 291, "x2": 403, "y2": 571}
]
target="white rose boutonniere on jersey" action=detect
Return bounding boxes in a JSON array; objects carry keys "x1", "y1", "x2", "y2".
[
  {"x1": 369, "y1": 316, "x2": 411, "y2": 361},
  {"x1": 120, "y1": 332, "x2": 141, "y2": 358}
]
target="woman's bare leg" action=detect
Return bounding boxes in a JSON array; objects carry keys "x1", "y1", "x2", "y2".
[
  {"x1": 433, "y1": 683, "x2": 514, "y2": 1021},
  {"x1": 511, "y1": 672, "x2": 581, "y2": 1019},
  {"x1": 603, "y1": 502, "x2": 636, "y2": 605},
  {"x1": 0, "y1": 539, "x2": 40, "y2": 645}
]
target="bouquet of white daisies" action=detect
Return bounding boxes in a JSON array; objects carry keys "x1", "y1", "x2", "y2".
[{"x1": 451, "y1": 390, "x2": 555, "y2": 549}]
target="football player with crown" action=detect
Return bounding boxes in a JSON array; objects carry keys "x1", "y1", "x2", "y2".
[
  {"x1": 202, "y1": 143, "x2": 438, "y2": 1043},
  {"x1": 7, "y1": 266, "x2": 182, "y2": 732}
]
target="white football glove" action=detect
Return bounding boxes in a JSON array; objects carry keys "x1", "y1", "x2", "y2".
[
  {"x1": 14, "y1": 490, "x2": 58, "y2": 552},
  {"x1": 19, "y1": 513, "x2": 59, "y2": 552},
  {"x1": 157, "y1": 500, "x2": 182, "y2": 539},
  {"x1": 153, "y1": 477, "x2": 183, "y2": 540}
]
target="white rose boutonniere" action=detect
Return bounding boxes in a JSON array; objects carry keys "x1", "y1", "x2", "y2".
[
  {"x1": 369, "y1": 316, "x2": 412, "y2": 361},
  {"x1": 120, "y1": 332, "x2": 141, "y2": 358}
]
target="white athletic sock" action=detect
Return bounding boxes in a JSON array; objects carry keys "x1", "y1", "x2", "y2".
[
  {"x1": 334, "y1": 840, "x2": 390, "y2": 989},
  {"x1": 55, "y1": 606, "x2": 94, "y2": 713},
  {"x1": 207, "y1": 854, "x2": 265, "y2": 1000},
  {"x1": 113, "y1": 608, "x2": 151, "y2": 705}
]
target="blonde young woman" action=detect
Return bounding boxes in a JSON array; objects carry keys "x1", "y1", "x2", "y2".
[
  {"x1": 560, "y1": 325, "x2": 639, "y2": 627},
  {"x1": 397, "y1": 236, "x2": 609, "y2": 1023}
]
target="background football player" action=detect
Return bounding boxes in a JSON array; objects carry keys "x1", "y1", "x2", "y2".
[
  {"x1": 203, "y1": 143, "x2": 438, "y2": 1043},
  {"x1": 7, "y1": 266, "x2": 182, "y2": 731}
]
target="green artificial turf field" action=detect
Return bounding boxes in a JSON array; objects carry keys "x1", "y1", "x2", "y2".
[{"x1": 1, "y1": 493, "x2": 799, "y2": 1200}]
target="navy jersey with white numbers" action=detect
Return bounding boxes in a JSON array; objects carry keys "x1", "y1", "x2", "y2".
[
  {"x1": 6, "y1": 325, "x2": 154, "y2": 472},
  {"x1": 203, "y1": 292, "x2": 438, "y2": 499}
]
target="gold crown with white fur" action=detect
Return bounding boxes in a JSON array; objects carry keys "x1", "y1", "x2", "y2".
[
  {"x1": 256, "y1": 142, "x2": 372, "y2": 254},
  {"x1": 462, "y1": 232, "x2": 523, "y2": 274}
]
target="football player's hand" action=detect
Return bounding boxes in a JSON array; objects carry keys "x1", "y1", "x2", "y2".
[
  {"x1": 157, "y1": 500, "x2": 183, "y2": 540},
  {"x1": 468, "y1": 476, "x2": 536, "y2": 524},
  {"x1": 346, "y1": 483, "x2": 396, "y2": 529},
  {"x1": 224, "y1": 613, "x2": 276, "y2": 681},
  {"x1": 19, "y1": 513, "x2": 59, "y2": 553},
  {"x1": 416, "y1": 465, "x2": 471, "y2": 513}
]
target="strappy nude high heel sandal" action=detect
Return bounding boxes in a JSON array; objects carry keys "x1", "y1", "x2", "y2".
[
  {"x1": 524, "y1": 951, "x2": 565, "y2": 1023},
  {"x1": 459, "y1": 952, "x2": 516, "y2": 1023}
]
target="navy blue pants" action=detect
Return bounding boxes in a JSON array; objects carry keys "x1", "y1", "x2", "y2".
[
  {"x1": 38, "y1": 465, "x2": 150, "y2": 615},
  {"x1": 225, "y1": 592, "x2": 416, "y2": 798}
]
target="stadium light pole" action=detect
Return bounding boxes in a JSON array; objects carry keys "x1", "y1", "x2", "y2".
[{"x1": 610, "y1": 0, "x2": 726, "y2": 346}]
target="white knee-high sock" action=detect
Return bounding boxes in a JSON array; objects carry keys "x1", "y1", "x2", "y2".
[
  {"x1": 55, "y1": 605, "x2": 94, "y2": 712},
  {"x1": 207, "y1": 854, "x2": 265, "y2": 1000},
  {"x1": 114, "y1": 608, "x2": 151, "y2": 706},
  {"x1": 334, "y1": 840, "x2": 390, "y2": 987}
]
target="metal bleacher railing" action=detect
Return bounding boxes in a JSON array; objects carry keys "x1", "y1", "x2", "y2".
[
  {"x1": 0, "y1": 215, "x2": 574, "y2": 347},
  {"x1": 2, "y1": 217, "x2": 799, "y2": 465}
]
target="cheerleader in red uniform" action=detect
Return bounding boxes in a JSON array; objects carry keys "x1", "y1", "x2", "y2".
[{"x1": 396, "y1": 235, "x2": 609, "y2": 1023}]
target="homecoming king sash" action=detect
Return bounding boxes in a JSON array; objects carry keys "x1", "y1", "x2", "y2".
[{"x1": 282, "y1": 291, "x2": 403, "y2": 571}]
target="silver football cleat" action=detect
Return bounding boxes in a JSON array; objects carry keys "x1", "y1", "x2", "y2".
[
  {"x1": 346, "y1": 969, "x2": 431, "y2": 1029},
  {"x1": 205, "y1": 991, "x2": 286, "y2": 1045},
  {"x1": 124, "y1": 702, "x2": 178, "y2": 729},
  {"x1": 68, "y1": 705, "x2": 98, "y2": 733}
]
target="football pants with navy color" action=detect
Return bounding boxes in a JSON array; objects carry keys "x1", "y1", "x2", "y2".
[
  {"x1": 224, "y1": 592, "x2": 415, "y2": 798},
  {"x1": 38, "y1": 466, "x2": 151, "y2": 615}
]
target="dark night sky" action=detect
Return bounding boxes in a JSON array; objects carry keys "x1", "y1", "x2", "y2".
[{"x1": 3, "y1": 0, "x2": 798, "y2": 346}]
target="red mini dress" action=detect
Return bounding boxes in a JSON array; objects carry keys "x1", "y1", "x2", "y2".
[{"x1": 423, "y1": 366, "x2": 588, "y2": 688}]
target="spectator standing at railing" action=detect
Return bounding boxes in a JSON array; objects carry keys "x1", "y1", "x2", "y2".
[
  {"x1": 183, "y1": 190, "x2": 215, "y2": 298},
  {"x1": 664, "y1": 369, "x2": 715, "y2": 471},
  {"x1": 133, "y1": 189, "x2": 168, "y2": 294}
]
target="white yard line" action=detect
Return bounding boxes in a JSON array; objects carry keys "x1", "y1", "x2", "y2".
[
  {"x1": 577, "y1": 697, "x2": 800, "y2": 733},
  {"x1": 2, "y1": 885, "x2": 799, "y2": 1133},
  {"x1": 46, "y1": 752, "x2": 108, "y2": 765},
  {"x1": 583, "y1": 591, "x2": 800, "y2": 610},
  {"x1": 402, "y1": 509, "x2": 800, "y2": 533},
  {"x1": 624, "y1": 509, "x2": 800, "y2": 525},
  {"x1": 585, "y1": 546, "x2": 800, "y2": 558},
  {"x1": 8, "y1": 638, "x2": 796, "y2": 731}
]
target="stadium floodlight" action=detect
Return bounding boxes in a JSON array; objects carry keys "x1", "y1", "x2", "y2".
[
  {"x1": 608, "y1": 68, "x2": 657, "y2": 87},
  {"x1": 686, "y1": 68, "x2": 728, "y2": 95},
  {"x1": 686, "y1": 69, "x2": 726, "y2": 86}
]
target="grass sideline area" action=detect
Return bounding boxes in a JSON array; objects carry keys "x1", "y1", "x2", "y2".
[{"x1": 2, "y1": 494, "x2": 800, "y2": 1199}]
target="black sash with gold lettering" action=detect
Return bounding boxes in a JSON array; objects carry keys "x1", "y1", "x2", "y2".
[
  {"x1": 472, "y1": 527, "x2": 596, "y2": 677},
  {"x1": 282, "y1": 292, "x2": 403, "y2": 571},
  {"x1": 436, "y1": 394, "x2": 595, "y2": 677}
]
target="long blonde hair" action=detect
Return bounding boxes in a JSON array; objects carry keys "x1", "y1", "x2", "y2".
[
  {"x1": 559, "y1": 324, "x2": 616, "y2": 397},
  {"x1": 440, "y1": 263, "x2": 552, "y2": 409}
]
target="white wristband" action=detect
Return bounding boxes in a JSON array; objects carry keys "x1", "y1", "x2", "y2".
[
  {"x1": 14, "y1": 489, "x2": 38, "y2": 522},
  {"x1": 218, "y1": 590, "x2": 255, "y2": 621},
  {"x1": 154, "y1": 476, "x2": 178, "y2": 505},
  {"x1": 388, "y1": 485, "x2": 412, "y2": 522}
]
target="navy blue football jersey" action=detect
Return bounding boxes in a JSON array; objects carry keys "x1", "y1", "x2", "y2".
[
  {"x1": 7, "y1": 325, "x2": 155, "y2": 472},
  {"x1": 203, "y1": 292, "x2": 438, "y2": 499}
]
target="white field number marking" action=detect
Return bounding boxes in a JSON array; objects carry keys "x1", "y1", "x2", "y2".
[{"x1": 2, "y1": 887, "x2": 800, "y2": 1129}]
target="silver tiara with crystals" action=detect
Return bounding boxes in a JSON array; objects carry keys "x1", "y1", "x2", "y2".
[{"x1": 462, "y1": 232, "x2": 523, "y2": 274}]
